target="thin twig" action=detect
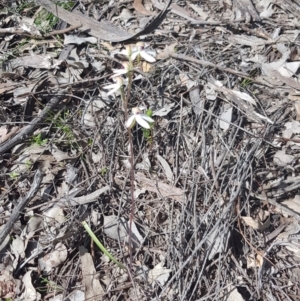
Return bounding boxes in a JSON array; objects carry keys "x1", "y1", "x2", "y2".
[
  {"x1": 44, "y1": 24, "x2": 82, "y2": 37},
  {"x1": 170, "y1": 53, "x2": 273, "y2": 87}
]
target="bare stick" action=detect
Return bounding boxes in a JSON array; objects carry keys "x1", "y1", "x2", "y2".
[
  {"x1": 44, "y1": 24, "x2": 82, "y2": 37},
  {"x1": 0, "y1": 97, "x2": 60, "y2": 155},
  {"x1": 170, "y1": 53, "x2": 273, "y2": 87}
]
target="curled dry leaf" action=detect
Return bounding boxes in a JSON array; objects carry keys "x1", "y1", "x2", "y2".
[
  {"x1": 148, "y1": 262, "x2": 172, "y2": 285},
  {"x1": 0, "y1": 270, "x2": 15, "y2": 299},
  {"x1": 282, "y1": 120, "x2": 300, "y2": 139},
  {"x1": 57, "y1": 186, "x2": 110, "y2": 207},
  {"x1": 44, "y1": 206, "x2": 65, "y2": 224},
  {"x1": 231, "y1": 90, "x2": 256, "y2": 106},
  {"x1": 0, "y1": 126, "x2": 7, "y2": 139},
  {"x1": 224, "y1": 285, "x2": 245, "y2": 301},
  {"x1": 273, "y1": 150, "x2": 294, "y2": 167},
  {"x1": 136, "y1": 172, "x2": 185, "y2": 203},
  {"x1": 152, "y1": 103, "x2": 175, "y2": 117},
  {"x1": 103, "y1": 215, "x2": 143, "y2": 248},
  {"x1": 157, "y1": 154, "x2": 173, "y2": 182},
  {"x1": 157, "y1": 42, "x2": 178, "y2": 60},
  {"x1": 133, "y1": 0, "x2": 156, "y2": 16},
  {"x1": 241, "y1": 210, "x2": 270, "y2": 231},
  {"x1": 20, "y1": 270, "x2": 41, "y2": 301},
  {"x1": 79, "y1": 246, "x2": 104, "y2": 300},
  {"x1": 64, "y1": 290, "x2": 85, "y2": 301},
  {"x1": 11, "y1": 235, "x2": 26, "y2": 265},
  {"x1": 38, "y1": 243, "x2": 68, "y2": 273},
  {"x1": 246, "y1": 253, "x2": 263, "y2": 268},
  {"x1": 219, "y1": 106, "x2": 233, "y2": 131}
]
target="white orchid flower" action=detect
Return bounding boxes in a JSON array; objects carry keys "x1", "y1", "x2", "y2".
[
  {"x1": 131, "y1": 42, "x2": 156, "y2": 63},
  {"x1": 103, "y1": 77, "x2": 124, "y2": 96},
  {"x1": 112, "y1": 62, "x2": 133, "y2": 77},
  {"x1": 126, "y1": 107, "x2": 154, "y2": 129}
]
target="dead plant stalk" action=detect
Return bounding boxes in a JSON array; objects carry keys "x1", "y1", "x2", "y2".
[{"x1": 123, "y1": 71, "x2": 135, "y2": 271}]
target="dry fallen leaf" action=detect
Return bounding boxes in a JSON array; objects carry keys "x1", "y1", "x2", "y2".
[
  {"x1": 38, "y1": 243, "x2": 68, "y2": 273},
  {"x1": 219, "y1": 106, "x2": 233, "y2": 131},
  {"x1": 20, "y1": 270, "x2": 41, "y2": 301},
  {"x1": 157, "y1": 154, "x2": 173, "y2": 182},
  {"x1": 142, "y1": 61, "x2": 152, "y2": 72},
  {"x1": 246, "y1": 253, "x2": 264, "y2": 268},
  {"x1": 224, "y1": 285, "x2": 245, "y2": 301},
  {"x1": 0, "y1": 126, "x2": 7, "y2": 139},
  {"x1": 152, "y1": 103, "x2": 175, "y2": 117},
  {"x1": 103, "y1": 215, "x2": 143, "y2": 248},
  {"x1": 279, "y1": 195, "x2": 300, "y2": 216},
  {"x1": 11, "y1": 235, "x2": 26, "y2": 267},
  {"x1": 64, "y1": 290, "x2": 85, "y2": 301},
  {"x1": 79, "y1": 246, "x2": 104, "y2": 301},
  {"x1": 276, "y1": 222, "x2": 300, "y2": 257},
  {"x1": 205, "y1": 222, "x2": 231, "y2": 260},
  {"x1": 133, "y1": 0, "x2": 156, "y2": 16},
  {"x1": 136, "y1": 172, "x2": 185, "y2": 202},
  {"x1": 157, "y1": 42, "x2": 178, "y2": 60},
  {"x1": 295, "y1": 101, "x2": 300, "y2": 120},
  {"x1": 44, "y1": 206, "x2": 65, "y2": 224},
  {"x1": 0, "y1": 270, "x2": 15, "y2": 299},
  {"x1": 148, "y1": 262, "x2": 172, "y2": 285},
  {"x1": 273, "y1": 150, "x2": 294, "y2": 167},
  {"x1": 241, "y1": 210, "x2": 270, "y2": 231}
]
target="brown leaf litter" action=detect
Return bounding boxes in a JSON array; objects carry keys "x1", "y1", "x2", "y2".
[{"x1": 1, "y1": 0, "x2": 300, "y2": 300}]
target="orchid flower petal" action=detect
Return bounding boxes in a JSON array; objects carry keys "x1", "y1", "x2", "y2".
[
  {"x1": 140, "y1": 50, "x2": 156, "y2": 62},
  {"x1": 126, "y1": 115, "x2": 136, "y2": 128},
  {"x1": 135, "y1": 115, "x2": 151, "y2": 129},
  {"x1": 112, "y1": 69, "x2": 127, "y2": 76},
  {"x1": 140, "y1": 114, "x2": 154, "y2": 123},
  {"x1": 131, "y1": 51, "x2": 140, "y2": 61},
  {"x1": 103, "y1": 83, "x2": 117, "y2": 89},
  {"x1": 106, "y1": 85, "x2": 120, "y2": 96}
]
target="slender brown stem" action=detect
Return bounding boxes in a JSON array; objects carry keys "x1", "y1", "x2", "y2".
[
  {"x1": 127, "y1": 126, "x2": 135, "y2": 271},
  {"x1": 121, "y1": 70, "x2": 135, "y2": 272}
]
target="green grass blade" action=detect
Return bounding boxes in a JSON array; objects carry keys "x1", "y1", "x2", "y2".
[{"x1": 82, "y1": 221, "x2": 126, "y2": 270}]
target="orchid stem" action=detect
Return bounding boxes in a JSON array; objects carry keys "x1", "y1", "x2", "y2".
[{"x1": 121, "y1": 65, "x2": 135, "y2": 272}]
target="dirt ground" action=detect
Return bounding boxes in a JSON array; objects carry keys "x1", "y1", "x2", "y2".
[{"x1": 1, "y1": 0, "x2": 300, "y2": 300}]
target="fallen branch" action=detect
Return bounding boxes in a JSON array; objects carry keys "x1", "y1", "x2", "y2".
[
  {"x1": 0, "y1": 97, "x2": 60, "y2": 155},
  {"x1": 0, "y1": 169, "x2": 43, "y2": 246}
]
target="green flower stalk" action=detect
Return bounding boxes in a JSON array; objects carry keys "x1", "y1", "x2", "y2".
[{"x1": 82, "y1": 221, "x2": 126, "y2": 270}]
